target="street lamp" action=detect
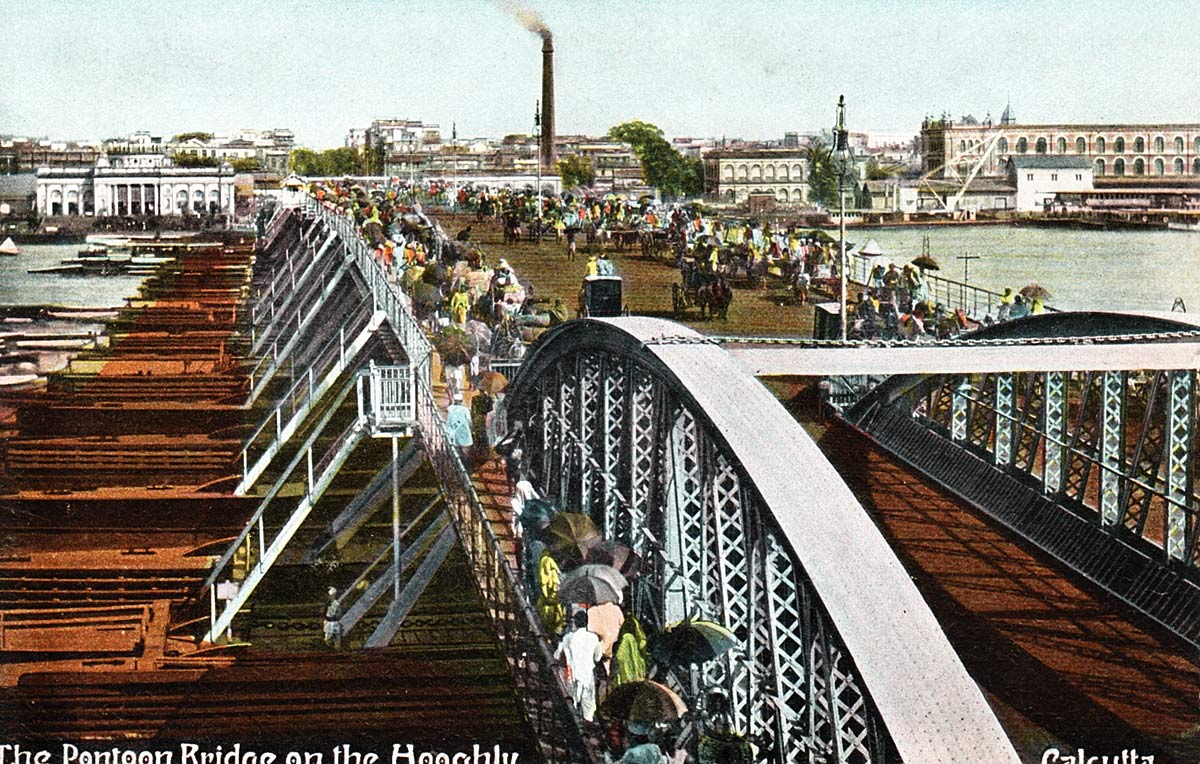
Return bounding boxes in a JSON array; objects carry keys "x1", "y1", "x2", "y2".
[
  {"x1": 833, "y1": 95, "x2": 852, "y2": 341},
  {"x1": 452, "y1": 121, "x2": 458, "y2": 211}
]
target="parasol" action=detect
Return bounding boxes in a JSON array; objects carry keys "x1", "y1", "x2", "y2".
[
  {"x1": 476, "y1": 370, "x2": 508, "y2": 396},
  {"x1": 911, "y1": 255, "x2": 940, "y2": 271},
  {"x1": 1020, "y1": 283, "x2": 1052, "y2": 301},
  {"x1": 541, "y1": 512, "x2": 601, "y2": 563},
  {"x1": 584, "y1": 539, "x2": 643, "y2": 580},
  {"x1": 518, "y1": 498, "x2": 558, "y2": 533},
  {"x1": 600, "y1": 680, "x2": 688, "y2": 723},
  {"x1": 556, "y1": 564, "x2": 628, "y2": 606},
  {"x1": 650, "y1": 620, "x2": 739, "y2": 666}
]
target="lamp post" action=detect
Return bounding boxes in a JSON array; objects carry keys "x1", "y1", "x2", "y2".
[
  {"x1": 452, "y1": 122, "x2": 458, "y2": 211},
  {"x1": 833, "y1": 95, "x2": 852, "y2": 341}
]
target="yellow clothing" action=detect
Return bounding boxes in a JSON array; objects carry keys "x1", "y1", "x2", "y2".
[
  {"x1": 537, "y1": 551, "x2": 565, "y2": 635},
  {"x1": 449, "y1": 291, "x2": 470, "y2": 325},
  {"x1": 585, "y1": 258, "x2": 599, "y2": 277}
]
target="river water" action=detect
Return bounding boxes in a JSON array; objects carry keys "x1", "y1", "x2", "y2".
[
  {"x1": 0, "y1": 243, "x2": 147, "y2": 309},
  {"x1": 852, "y1": 225, "x2": 1200, "y2": 313}
]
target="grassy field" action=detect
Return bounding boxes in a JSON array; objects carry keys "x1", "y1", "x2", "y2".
[{"x1": 438, "y1": 213, "x2": 824, "y2": 338}]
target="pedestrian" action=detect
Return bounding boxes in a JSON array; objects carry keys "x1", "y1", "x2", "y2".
[
  {"x1": 511, "y1": 472, "x2": 537, "y2": 541},
  {"x1": 554, "y1": 610, "x2": 603, "y2": 723},
  {"x1": 323, "y1": 586, "x2": 342, "y2": 649},
  {"x1": 538, "y1": 548, "x2": 566, "y2": 636},
  {"x1": 566, "y1": 227, "x2": 578, "y2": 261},
  {"x1": 998, "y1": 287, "x2": 1015, "y2": 321},
  {"x1": 612, "y1": 614, "x2": 648, "y2": 687},
  {"x1": 445, "y1": 391, "x2": 473, "y2": 465}
]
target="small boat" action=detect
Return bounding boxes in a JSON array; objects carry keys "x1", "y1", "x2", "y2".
[
  {"x1": 0, "y1": 237, "x2": 19, "y2": 256},
  {"x1": 0, "y1": 373, "x2": 42, "y2": 391}
]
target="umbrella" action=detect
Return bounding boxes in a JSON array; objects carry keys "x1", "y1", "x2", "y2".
[
  {"x1": 911, "y1": 255, "x2": 940, "y2": 271},
  {"x1": 541, "y1": 512, "x2": 601, "y2": 562},
  {"x1": 518, "y1": 498, "x2": 558, "y2": 533},
  {"x1": 1020, "y1": 283, "x2": 1052, "y2": 301},
  {"x1": 584, "y1": 539, "x2": 643, "y2": 580},
  {"x1": 557, "y1": 564, "x2": 628, "y2": 605},
  {"x1": 464, "y1": 320, "x2": 493, "y2": 348},
  {"x1": 650, "y1": 620, "x2": 738, "y2": 666},
  {"x1": 477, "y1": 371, "x2": 508, "y2": 396},
  {"x1": 600, "y1": 680, "x2": 688, "y2": 724},
  {"x1": 859, "y1": 238, "x2": 884, "y2": 256}
]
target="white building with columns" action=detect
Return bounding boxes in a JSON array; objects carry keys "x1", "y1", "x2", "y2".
[{"x1": 35, "y1": 153, "x2": 235, "y2": 217}]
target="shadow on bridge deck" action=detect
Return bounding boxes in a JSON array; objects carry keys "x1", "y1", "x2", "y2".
[{"x1": 773, "y1": 381, "x2": 1200, "y2": 763}]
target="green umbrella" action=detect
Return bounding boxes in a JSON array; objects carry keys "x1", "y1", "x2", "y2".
[
  {"x1": 650, "y1": 620, "x2": 738, "y2": 666},
  {"x1": 518, "y1": 498, "x2": 557, "y2": 533}
]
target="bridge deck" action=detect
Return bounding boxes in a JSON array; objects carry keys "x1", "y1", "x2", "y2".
[{"x1": 785, "y1": 386, "x2": 1200, "y2": 761}]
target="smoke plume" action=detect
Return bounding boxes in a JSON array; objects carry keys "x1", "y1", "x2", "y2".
[{"x1": 494, "y1": 0, "x2": 551, "y2": 40}]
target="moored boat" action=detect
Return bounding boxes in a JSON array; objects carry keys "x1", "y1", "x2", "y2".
[{"x1": 0, "y1": 237, "x2": 19, "y2": 256}]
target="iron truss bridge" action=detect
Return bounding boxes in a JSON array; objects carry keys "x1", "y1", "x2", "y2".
[{"x1": 215, "y1": 191, "x2": 1200, "y2": 763}]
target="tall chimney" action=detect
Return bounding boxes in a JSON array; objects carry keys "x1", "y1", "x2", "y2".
[{"x1": 541, "y1": 33, "x2": 556, "y2": 172}]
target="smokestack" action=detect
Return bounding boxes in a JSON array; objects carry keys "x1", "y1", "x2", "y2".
[{"x1": 541, "y1": 32, "x2": 556, "y2": 173}]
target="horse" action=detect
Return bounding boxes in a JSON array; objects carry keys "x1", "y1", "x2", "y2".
[{"x1": 696, "y1": 276, "x2": 733, "y2": 321}]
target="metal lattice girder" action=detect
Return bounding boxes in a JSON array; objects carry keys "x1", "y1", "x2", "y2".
[
  {"x1": 558, "y1": 360, "x2": 578, "y2": 506},
  {"x1": 1119, "y1": 373, "x2": 1169, "y2": 535},
  {"x1": 994, "y1": 373, "x2": 1014, "y2": 466},
  {"x1": 1064, "y1": 372, "x2": 1103, "y2": 505},
  {"x1": 504, "y1": 318, "x2": 1020, "y2": 764},
  {"x1": 578, "y1": 353, "x2": 603, "y2": 516},
  {"x1": 969, "y1": 373, "x2": 996, "y2": 450},
  {"x1": 763, "y1": 533, "x2": 811, "y2": 762},
  {"x1": 1167, "y1": 370, "x2": 1194, "y2": 561},
  {"x1": 601, "y1": 356, "x2": 626, "y2": 539},
  {"x1": 707, "y1": 454, "x2": 753, "y2": 723},
  {"x1": 627, "y1": 366, "x2": 657, "y2": 553},
  {"x1": 951, "y1": 377, "x2": 970, "y2": 442},
  {"x1": 667, "y1": 407, "x2": 710, "y2": 624},
  {"x1": 1044, "y1": 372, "x2": 1066, "y2": 494},
  {"x1": 1013, "y1": 372, "x2": 1045, "y2": 474},
  {"x1": 1101, "y1": 371, "x2": 1127, "y2": 526}
]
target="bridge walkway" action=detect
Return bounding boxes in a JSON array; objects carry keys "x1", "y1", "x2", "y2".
[{"x1": 774, "y1": 382, "x2": 1200, "y2": 762}]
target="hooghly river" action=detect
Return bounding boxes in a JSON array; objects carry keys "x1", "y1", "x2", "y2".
[
  {"x1": 0, "y1": 242, "x2": 147, "y2": 308},
  {"x1": 852, "y1": 225, "x2": 1200, "y2": 313}
]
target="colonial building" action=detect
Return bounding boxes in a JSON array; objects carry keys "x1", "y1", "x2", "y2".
[
  {"x1": 922, "y1": 117, "x2": 1200, "y2": 180},
  {"x1": 35, "y1": 151, "x2": 235, "y2": 217},
  {"x1": 703, "y1": 149, "x2": 810, "y2": 204}
]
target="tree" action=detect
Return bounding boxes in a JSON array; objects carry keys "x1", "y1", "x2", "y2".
[
  {"x1": 171, "y1": 153, "x2": 221, "y2": 168},
  {"x1": 172, "y1": 132, "x2": 213, "y2": 143},
  {"x1": 290, "y1": 147, "x2": 323, "y2": 176},
  {"x1": 805, "y1": 139, "x2": 857, "y2": 209},
  {"x1": 556, "y1": 154, "x2": 595, "y2": 188},
  {"x1": 607, "y1": 120, "x2": 702, "y2": 199},
  {"x1": 231, "y1": 157, "x2": 261, "y2": 173}
]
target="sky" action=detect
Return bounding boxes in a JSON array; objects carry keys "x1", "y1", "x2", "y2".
[{"x1": 2, "y1": 0, "x2": 1199, "y2": 148}]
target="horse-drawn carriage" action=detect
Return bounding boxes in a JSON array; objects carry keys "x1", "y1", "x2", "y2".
[
  {"x1": 578, "y1": 275, "x2": 626, "y2": 318},
  {"x1": 672, "y1": 263, "x2": 732, "y2": 320}
]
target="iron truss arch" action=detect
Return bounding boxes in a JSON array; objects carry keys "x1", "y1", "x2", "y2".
[
  {"x1": 505, "y1": 317, "x2": 1017, "y2": 764},
  {"x1": 844, "y1": 311, "x2": 1200, "y2": 647}
]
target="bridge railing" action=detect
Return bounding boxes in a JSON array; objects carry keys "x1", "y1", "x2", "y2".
[
  {"x1": 301, "y1": 197, "x2": 592, "y2": 764},
  {"x1": 846, "y1": 253, "x2": 1053, "y2": 320}
]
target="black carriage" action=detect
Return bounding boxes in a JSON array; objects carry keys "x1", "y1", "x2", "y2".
[
  {"x1": 578, "y1": 275, "x2": 625, "y2": 318},
  {"x1": 672, "y1": 262, "x2": 707, "y2": 315}
]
